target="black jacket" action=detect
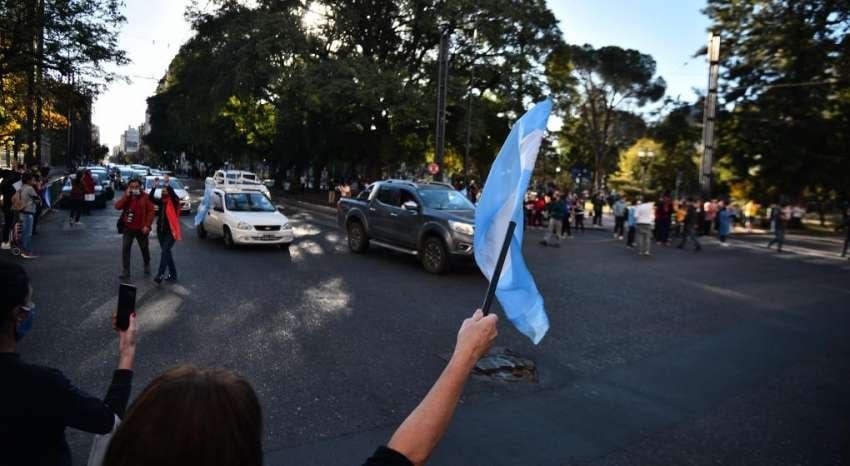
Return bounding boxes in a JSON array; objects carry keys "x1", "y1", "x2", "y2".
[{"x1": 0, "y1": 353, "x2": 133, "y2": 466}]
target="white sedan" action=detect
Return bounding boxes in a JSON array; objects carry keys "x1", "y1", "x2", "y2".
[
  {"x1": 197, "y1": 189, "x2": 294, "y2": 247},
  {"x1": 144, "y1": 176, "x2": 192, "y2": 214}
]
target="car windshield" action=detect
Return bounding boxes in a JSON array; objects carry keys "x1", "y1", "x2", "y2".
[
  {"x1": 417, "y1": 188, "x2": 475, "y2": 210},
  {"x1": 225, "y1": 192, "x2": 275, "y2": 212},
  {"x1": 120, "y1": 169, "x2": 133, "y2": 176},
  {"x1": 146, "y1": 179, "x2": 184, "y2": 190}
]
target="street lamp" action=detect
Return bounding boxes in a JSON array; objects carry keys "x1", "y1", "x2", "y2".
[{"x1": 637, "y1": 148, "x2": 655, "y2": 194}]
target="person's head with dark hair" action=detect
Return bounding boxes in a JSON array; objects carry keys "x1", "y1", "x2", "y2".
[
  {"x1": 104, "y1": 365, "x2": 263, "y2": 466},
  {"x1": 21, "y1": 173, "x2": 33, "y2": 185},
  {"x1": 0, "y1": 262, "x2": 33, "y2": 349}
]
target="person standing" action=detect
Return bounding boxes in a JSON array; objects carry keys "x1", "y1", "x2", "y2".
[
  {"x1": 744, "y1": 200, "x2": 758, "y2": 233},
  {"x1": 115, "y1": 179, "x2": 155, "y2": 280},
  {"x1": 673, "y1": 199, "x2": 687, "y2": 238},
  {"x1": 539, "y1": 192, "x2": 565, "y2": 248},
  {"x1": 703, "y1": 199, "x2": 717, "y2": 235},
  {"x1": 677, "y1": 199, "x2": 702, "y2": 251},
  {"x1": 151, "y1": 181, "x2": 183, "y2": 283},
  {"x1": 654, "y1": 193, "x2": 673, "y2": 245},
  {"x1": 0, "y1": 262, "x2": 138, "y2": 466},
  {"x1": 561, "y1": 193, "x2": 572, "y2": 239},
  {"x1": 766, "y1": 202, "x2": 789, "y2": 252},
  {"x1": 68, "y1": 172, "x2": 85, "y2": 226},
  {"x1": 1, "y1": 162, "x2": 23, "y2": 250},
  {"x1": 82, "y1": 169, "x2": 96, "y2": 215},
  {"x1": 717, "y1": 201, "x2": 732, "y2": 246},
  {"x1": 635, "y1": 196, "x2": 655, "y2": 256},
  {"x1": 16, "y1": 173, "x2": 42, "y2": 259},
  {"x1": 612, "y1": 196, "x2": 627, "y2": 240},
  {"x1": 592, "y1": 193, "x2": 605, "y2": 227},
  {"x1": 573, "y1": 197, "x2": 585, "y2": 233},
  {"x1": 626, "y1": 199, "x2": 637, "y2": 248}
]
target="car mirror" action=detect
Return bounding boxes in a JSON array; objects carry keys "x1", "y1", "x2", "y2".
[{"x1": 402, "y1": 200, "x2": 419, "y2": 211}]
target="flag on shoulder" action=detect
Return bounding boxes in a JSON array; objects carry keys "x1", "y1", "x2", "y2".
[{"x1": 473, "y1": 99, "x2": 552, "y2": 344}]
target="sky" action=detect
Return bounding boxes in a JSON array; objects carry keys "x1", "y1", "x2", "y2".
[{"x1": 92, "y1": 0, "x2": 711, "y2": 149}]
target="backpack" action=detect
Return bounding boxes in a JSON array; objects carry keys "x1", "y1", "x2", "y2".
[{"x1": 11, "y1": 189, "x2": 25, "y2": 211}]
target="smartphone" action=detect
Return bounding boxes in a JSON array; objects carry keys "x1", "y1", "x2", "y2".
[{"x1": 116, "y1": 283, "x2": 137, "y2": 331}]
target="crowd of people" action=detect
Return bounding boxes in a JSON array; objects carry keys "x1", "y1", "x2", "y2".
[
  {"x1": 0, "y1": 161, "x2": 53, "y2": 259},
  {"x1": 0, "y1": 261, "x2": 498, "y2": 466}
]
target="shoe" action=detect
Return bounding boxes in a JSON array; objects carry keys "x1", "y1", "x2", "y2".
[
  {"x1": 144, "y1": 265, "x2": 151, "y2": 275},
  {"x1": 21, "y1": 252, "x2": 38, "y2": 259},
  {"x1": 0, "y1": 242, "x2": 9, "y2": 250},
  {"x1": 154, "y1": 275, "x2": 163, "y2": 284}
]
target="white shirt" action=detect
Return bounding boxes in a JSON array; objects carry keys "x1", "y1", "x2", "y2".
[{"x1": 635, "y1": 202, "x2": 655, "y2": 225}]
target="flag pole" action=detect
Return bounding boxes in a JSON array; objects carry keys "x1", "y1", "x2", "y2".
[{"x1": 481, "y1": 220, "x2": 517, "y2": 315}]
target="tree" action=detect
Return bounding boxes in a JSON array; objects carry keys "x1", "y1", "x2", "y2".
[
  {"x1": 551, "y1": 44, "x2": 665, "y2": 191},
  {"x1": 703, "y1": 0, "x2": 850, "y2": 202}
]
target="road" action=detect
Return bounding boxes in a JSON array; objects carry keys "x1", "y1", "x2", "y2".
[{"x1": 4, "y1": 184, "x2": 849, "y2": 466}]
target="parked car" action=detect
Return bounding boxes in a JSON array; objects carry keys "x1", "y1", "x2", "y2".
[
  {"x1": 117, "y1": 166, "x2": 136, "y2": 189},
  {"x1": 143, "y1": 176, "x2": 192, "y2": 215},
  {"x1": 197, "y1": 187, "x2": 294, "y2": 248},
  {"x1": 337, "y1": 180, "x2": 475, "y2": 273},
  {"x1": 83, "y1": 167, "x2": 114, "y2": 200},
  {"x1": 59, "y1": 173, "x2": 107, "y2": 208}
]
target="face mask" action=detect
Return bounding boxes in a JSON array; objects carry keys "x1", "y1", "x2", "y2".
[
  {"x1": 129, "y1": 189, "x2": 141, "y2": 196},
  {"x1": 15, "y1": 305, "x2": 36, "y2": 342}
]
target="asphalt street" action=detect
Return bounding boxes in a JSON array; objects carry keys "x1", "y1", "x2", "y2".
[{"x1": 4, "y1": 185, "x2": 849, "y2": 466}]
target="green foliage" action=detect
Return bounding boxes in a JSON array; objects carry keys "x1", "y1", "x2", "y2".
[{"x1": 703, "y1": 0, "x2": 850, "y2": 202}]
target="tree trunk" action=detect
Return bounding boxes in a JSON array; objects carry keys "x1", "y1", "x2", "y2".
[
  {"x1": 24, "y1": 0, "x2": 36, "y2": 166},
  {"x1": 33, "y1": 0, "x2": 45, "y2": 167}
]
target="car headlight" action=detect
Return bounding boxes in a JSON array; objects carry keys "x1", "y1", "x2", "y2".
[
  {"x1": 236, "y1": 222, "x2": 253, "y2": 230},
  {"x1": 282, "y1": 223, "x2": 293, "y2": 231},
  {"x1": 449, "y1": 220, "x2": 474, "y2": 236}
]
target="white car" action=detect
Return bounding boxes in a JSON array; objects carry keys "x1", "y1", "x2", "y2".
[
  {"x1": 144, "y1": 176, "x2": 192, "y2": 214},
  {"x1": 212, "y1": 169, "x2": 271, "y2": 197},
  {"x1": 197, "y1": 188, "x2": 294, "y2": 247}
]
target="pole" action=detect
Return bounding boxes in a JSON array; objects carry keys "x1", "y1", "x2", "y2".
[
  {"x1": 481, "y1": 221, "x2": 517, "y2": 316},
  {"x1": 434, "y1": 27, "x2": 450, "y2": 182},
  {"x1": 700, "y1": 33, "x2": 720, "y2": 199}
]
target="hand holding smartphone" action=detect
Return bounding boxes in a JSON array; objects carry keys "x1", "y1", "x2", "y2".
[{"x1": 116, "y1": 283, "x2": 137, "y2": 331}]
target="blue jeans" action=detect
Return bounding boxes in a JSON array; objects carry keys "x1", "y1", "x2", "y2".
[
  {"x1": 157, "y1": 233, "x2": 177, "y2": 278},
  {"x1": 20, "y1": 212, "x2": 34, "y2": 253}
]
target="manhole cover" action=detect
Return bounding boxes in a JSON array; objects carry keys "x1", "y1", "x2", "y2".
[{"x1": 440, "y1": 347, "x2": 537, "y2": 383}]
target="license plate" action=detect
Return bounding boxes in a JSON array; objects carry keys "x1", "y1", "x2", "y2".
[{"x1": 260, "y1": 235, "x2": 278, "y2": 240}]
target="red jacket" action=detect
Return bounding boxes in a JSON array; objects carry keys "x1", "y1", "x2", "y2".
[
  {"x1": 114, "y1": 192, "x2": 156, "y2": 230},
  {"x1": 82, "y1": 174, "x2": 95, "y2": 194}
]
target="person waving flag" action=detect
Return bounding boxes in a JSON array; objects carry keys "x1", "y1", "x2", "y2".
[{"x1": 474, "y1": 99, "x2": 552, "y2": 344}]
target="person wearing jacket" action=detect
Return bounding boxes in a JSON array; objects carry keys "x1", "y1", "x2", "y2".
[
  {"x1": 17, "y1": 173, "x2": 42, "y2": 259},
  {"x1": 82, "y1": 169, "x2": 96, "y2": 215},
  {"x1": 634, "y1": 196, "x2": 656, "y2": 256},
  {"x1": 1, "y1": 161, "x2": 23, "y2": 249},
  {"x1": 69, "y1": 171, "x2": 85, "y2": 226},
  {"x1": 677, "y1": 198, "x2": 702, "y2": 251},
  {"x1": 612, "y1": 196, "x2": 627, "y2": 239},
  {"x1": 150, "y1": 178, "x2": 182, "y2": 283},
  {"x1": 115, "y1": 179, "x2": 156, "y2": 280},
  {"x1": 540, "y1": 192, "x2": 566, "y2": 247},
  {"x1": 0, "y1": 262, "x2": 138, "y2": 466},
  {"x1": 717, "y1": 201, "x2": 732, "y2": 246}
]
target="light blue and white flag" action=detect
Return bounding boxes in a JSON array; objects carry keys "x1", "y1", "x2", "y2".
[
  {"x1": 43, "y1": 186, "x2": 51, "y2": 209},
  {"x1": 194, "y1": 181, "x2": 213, "y2": 226},
  {"x1": 474, "y1": 98, "x2": 551, "y2": 344}
]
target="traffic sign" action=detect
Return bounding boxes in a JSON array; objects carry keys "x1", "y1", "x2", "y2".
[{"x1": 428, "y1": 162, "x2": 440, "y2": 175}]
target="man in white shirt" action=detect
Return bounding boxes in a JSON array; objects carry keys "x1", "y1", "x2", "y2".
[{"x1": 635, "y1": 196, "x2": 656, "y2": 256}]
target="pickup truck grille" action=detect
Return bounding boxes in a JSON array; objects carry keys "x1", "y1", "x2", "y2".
[{"x1": 255, "y1": 225, "x2": 281, "y2": 231}]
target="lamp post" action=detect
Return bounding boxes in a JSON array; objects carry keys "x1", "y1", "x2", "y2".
[{"x1": 637, "y1": 148, "x2": 655, "y2": 195}]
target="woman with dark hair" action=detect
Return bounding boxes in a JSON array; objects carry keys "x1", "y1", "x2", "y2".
[
  {"x1": 104, "y1": 309, "x2": 499, "y2": 466},
  {"x1": 150, "y1": 177, "x2": 182, "y2": 283},
  {"x1": 0, "y1": 262, "x2": 137, "y2": 466}
]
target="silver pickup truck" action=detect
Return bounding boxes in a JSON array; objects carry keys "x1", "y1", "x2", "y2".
[{"x1": 337, "y1": 180, "x2": 476, "y2": 273}]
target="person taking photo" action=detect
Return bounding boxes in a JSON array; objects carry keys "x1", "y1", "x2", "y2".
[{"x1": 115, "y1": 178, "x2": 156, "y2": 280}]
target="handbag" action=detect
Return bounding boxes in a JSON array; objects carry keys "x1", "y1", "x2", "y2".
[{"x1": 116, "y1": 205, "x2": 129, "y2": 234}]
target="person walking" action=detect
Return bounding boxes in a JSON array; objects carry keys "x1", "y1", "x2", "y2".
[
  {"x1": 1, "y1": 162, "x2": 23, "y2": 250},
  {"x1": 115, "y1": 179, "x2": 155, "y2": 280},
  {"x1": 717, "y1": 201, "x2": 732, "y2": 246},
  {"x1": 625, "y1": 199, "x2": 637, "y2": 248},
  {"x1": 82, "y1": 169, "x2": 96, "y2": 215},
  {"x1": 68, "y1": 171, "x2": 85, "y2": 226},
  {"x1": 15, "y1": 173, "x2": 42, "y2": 259},
  {"x1": 573, "y1": 197, "x2": 585, "y2": 233},
  {"x1": 677, "y1": 198, "x2": 702, "y2": 252},
  {"x1": 612, "y1": 196, "x2": 627, "y2": 239},
  {"x1": 767, "y1": 202, "x2": 789, "y2": 252},
  {"x1": 539, "y1": 192, "x2": 565, "y2": 248},
  {"x1": 151, "y1": 180, "x2": 183, "y2": 283},
  {"x1": 592, "y1": 193, "x2": 605, "y2": 227},
  {"x1": 561, "y1": 193, "x2": 572, "y2": 239},
  {"x1": 654, "y1": 193, "x2": 673, "y2": 245},
  {"x1": 635, "y1": 196, "x2": 655, "y2": 256}
]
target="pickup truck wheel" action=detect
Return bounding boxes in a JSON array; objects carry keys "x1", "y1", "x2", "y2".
[
  {"x1": 223, "y1": 226, "x2": 235, "y2": 248},
  {"x1": 421, "y1": 236, "x2": 449, "y2": 274},
  {"x1": 347, "y1": 221, "x2": 369, "y2": 253},
  {"x1": 197, "y1": 223, "x2": 207, "y2": 238}
]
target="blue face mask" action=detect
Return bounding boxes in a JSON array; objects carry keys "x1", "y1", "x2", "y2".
[{"x1": 15, "y1": 305, "x2": 36, "y2": 342}]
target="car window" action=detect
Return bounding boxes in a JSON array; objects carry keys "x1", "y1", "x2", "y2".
[
  {"x1": 376, "y1": 186, "x2": 398, "y2": 206},
  {"x1": 357, "y1": 184, "x2": 374, "y2": 201},
  {"x1": 418, "y1": 188, "x2": 475, "y2": 210},
  {"x1": 212, "y1": 193, "x2": 223, "y2": 210},
  {"x1": 399, "y1": 189, "x2": 418, "y2": 207},
  {"x1": 225, "y1": 192, "x2": 275, "y2": 212}
]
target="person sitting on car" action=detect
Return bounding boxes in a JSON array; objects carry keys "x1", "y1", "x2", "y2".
[{"x1": 102, "y1": 309, "x2": 498, "y2": 466}]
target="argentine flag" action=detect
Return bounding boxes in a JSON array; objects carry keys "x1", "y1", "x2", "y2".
[{"x1": 474, "y1": 99, "x2": 551, "y2": 344}]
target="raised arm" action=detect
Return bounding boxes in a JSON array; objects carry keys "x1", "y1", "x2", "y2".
[{"x1": 381, "y1": 309, "x2": 498, "y2": 466}]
